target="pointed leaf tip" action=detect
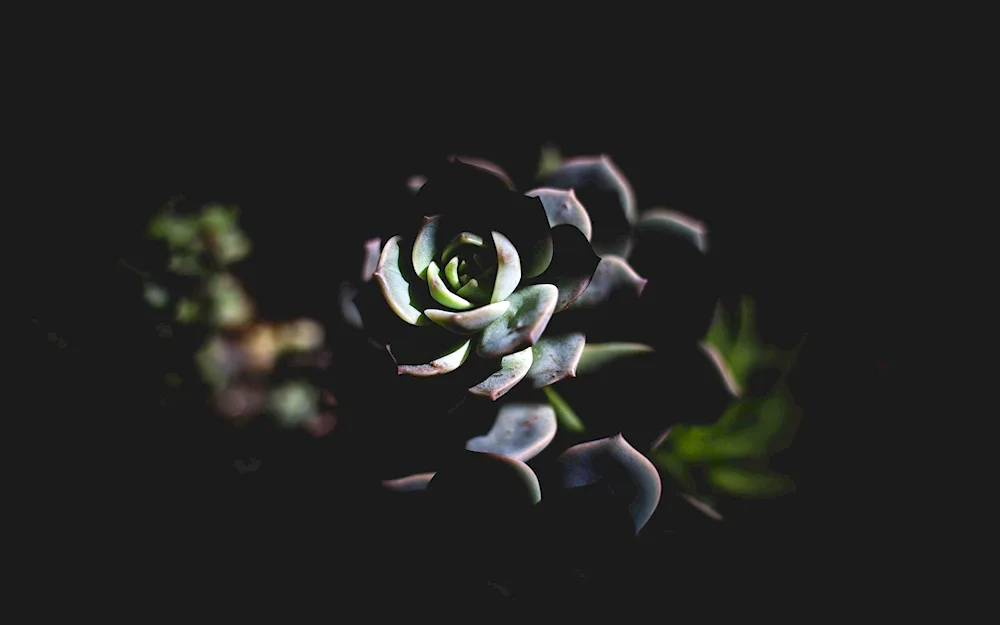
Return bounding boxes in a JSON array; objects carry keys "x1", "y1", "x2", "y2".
[
  {"x1": 556, "y1": 434, "x2": 661, "y2": 533},
  {"x1": 466, "y1": 402, "x2": 557, "y2": 462}
]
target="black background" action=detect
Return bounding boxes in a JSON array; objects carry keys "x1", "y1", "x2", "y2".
[{"x1": 25, "y1": 39, "x2": 912, "y2": 610}]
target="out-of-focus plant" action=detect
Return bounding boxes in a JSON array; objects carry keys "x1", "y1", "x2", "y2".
[
  {"x1": 128, "y1": 198, "x2": 337, "y2": 436},
  {"x1": 653, "y1": 296, "x2": 805, "y2": 513}
]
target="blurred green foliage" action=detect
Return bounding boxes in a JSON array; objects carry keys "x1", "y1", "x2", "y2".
[
  {"x1": 131, "y1": 198, "x2": 331, "y2": 435},
  {"x1": 653, "y1": 296, "x2": 803, "y2": 502}
]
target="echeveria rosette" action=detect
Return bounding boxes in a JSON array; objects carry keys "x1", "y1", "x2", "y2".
[{"x1": 362, "y1": 157, "x2": 602, "y2": 402}]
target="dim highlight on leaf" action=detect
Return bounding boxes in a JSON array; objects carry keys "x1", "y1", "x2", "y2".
[
  {"x1": 374, "y1": 236, "x2": 431, "y2": 326},
  {"x1": 556, "y1": 433, "x2": 661, "y2": 533},
  {"x1": 465, "y1": 402, "x2": 557, "y2": 462},
  {"x1": 489, "y1": 231, "x2": 521, "y2": 304},
  {"x1": 382, "y1": 472, "x2": 436, "y2": 492},
  {"x1": 525, "y1": 187, "x2": 593, "y2": 241},
  {"x1": 412, "y1": 215, "x2": 443, "y2": 280},
  {"x1": 394, "y1": 339, "x2": 472, "y2": 377},
  {"x1": 570, "y1": 255, "x2": 647, "y2": 309},
  {"x1": 424, "y1": 301, "x2": 511, "y2": 335},
  {"x1": 636, "y1": 208, "x2": 708, "y2": 253},
  {"x1": 707, "y1": 466, "x2": 794, "y2": 498},
  {"x1": 543, "y1": 385, "x2": 585, "y2": 433},
  {"x1": 576, "y1": 342, "x2": 654, "y2": 376}
]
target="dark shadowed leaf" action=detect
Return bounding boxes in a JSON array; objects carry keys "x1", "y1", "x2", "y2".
[
  {"x1": 526, "y1": 224, "x2": 601, "y2": 312},
  {"x1": 555, "y1": 434, "x2": 661, "y2": 533},
  {"x1": 525, "y1": 187, "x2": 593, "y2": 240},
  {"x1": 541, "y1": 155, "x2": 637, "y2": 257},
  {"x1": 569, "y1": 255, "x2": 647, "y2": 309}
]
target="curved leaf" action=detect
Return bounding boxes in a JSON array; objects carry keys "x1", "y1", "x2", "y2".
[
  {"x1": 373, "y1": 236, "x2": 431, "y2": 326},
  {"x1": 525, "y1": 332, "x2": 586, "y2": 388},
  {"x1": 505, "y1": 193, "x2": 554, "y2": 280},
  {"x1": 478, "y1": 284, "x2": 558, "y2": 359},
  {"x1": 576, "y1": 342, "x2": 655, "y2": 376},
  {"x1": 412, "y1": 215, "x2": 443, "y2": 280},
  {"x1": 636, "y1": 208, "x2": 708, "y2": 254},
  {"x1": 527, "y1": 224, "x2": 600, "y2": 312},
  {"x1": 468, "y1": 345, "x2": 533, "y2": 400},
  {"x1": 525, "y1": 187, "x2": 593, "y2": 241},
  {"x1": 444, "y1": 255, "x2": 462, "y2": 290},
  {"x1": 426, "y1": 261, "x2": 474, "y2": 310},
  {"x1": 361, "y1": 236, "x2": 382, "y2": 282},
  {"x1": 556, "y1": 433, "x2": 662, "y2": 533},
  {"x1": 570, "y1": 255, "x2": 647, "y2": 309},
  {"x1": 451, "y1": 156, "x2": 514, "y2": 189},
  {"x1": 382, "y1": 472, "x2": 436, "y2": 492},
  {"x1": 455, "y1": 277, "x2": 490, "y2": 304},
  {"x1": 541, "y1": 154, "x2": 637, "y2": 257},
  {"x1": 395, "y1": 339, "x2": 472, "y2": 377},
  {"x1": 428, "y1": 450, "x2": 541, "y2": 507},
  {"x1": 425, "y1": 301, "x2": 511, "y2": 335},
  {"x1": 465, "y1": 402, "x2": 557, "y2": 462},
  {"x1": 441, "y1": 231, "x2": 485, "y2": 266},
  {"x1": 489, "y1": 231, "x2": 521, "y2": 303}
]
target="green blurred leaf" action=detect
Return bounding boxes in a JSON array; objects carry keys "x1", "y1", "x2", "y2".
[
  {"x1": 175, "y1": 298, "x2": 201, "y2": 323},
  {"x1": 268, "y1": 382, "x2": 320, "y2": 428},
  {"x1": 143, "y1": 282, "x2": 169, "y2": 309},
  {"x1": 576, "y1": 342, "x2": 654, "y2": 375},
  {"x1": 543, "y1": 385, "x2": 585, "y2": 433},
  {"x1": 707, "y1": 466, "x2": 794, "y2": 498},
  {"x1": 537, "y1": 144, "x2": 564, "y2": 179}
]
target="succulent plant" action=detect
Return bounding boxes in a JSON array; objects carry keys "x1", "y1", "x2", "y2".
[{"x1": 134, "y1": 199, "x2": 338, "y2": 436}]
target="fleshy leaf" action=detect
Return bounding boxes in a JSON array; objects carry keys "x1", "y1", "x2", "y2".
[
  {"x1": 373, "y1": 236, "x2": 431, "y2": 326},
  {"x1": 428, "y1": 451, "x2": 542, "y2": 507},
  {"x1": 465, "y1": 402, "x2": 557, "y2": 462},
  {"x1": 395, "y1": 339, "x2": 471, "y2": 377},
  {"x1": 543, "y1": 385, "x2": 585, "y2": 433},
  {"x1": 570, "y1": 255, "x2": 647, "y2": 309},
  {"x1": 451, "y1": 156, "x2": 514, "y2": 189},
  {"x1": 527, "y1": 224, "x2": 601, "y2": 312},
  {"x1": 707, "y1": 466, "x2": 794, "y2": 498},
  {"x1": 468, "y1": 345, "x2": 533, "y2": 400},
  {"x1": 441, "y1": 232, "x2": 484, "y2": 266},
  {"x1": 412, "y1": 215, "x2": 443, "y2": 280},
  {"x1": 506, "y1": 193, "x2": 554, "y2": 280},
  {"x1": 444, "y1": 256, "x2": 462, "y2": 291},
  {"x1": 525, "y1": 187, "x2": 593, "y2": 241},
  {"x1": 537, "y1": 143, "x2": 563, "y2": 178},
  {"x1": 477, "y1": 285, "x2": 558, "y2": 359},
  {"x1": 425, "y1": 301, "x2": 511, "y2": 335},
  {"x1": 541, "y1": 155, "x2": 637, "y2": 257},
  {"x1": 489, "y1": 231, "x2": 521, "y2": 304},
  {"x1": 382, "y1": 472, "x2": 436, "y2": 492},
  {"x1": 361, "y1": 237, "x2": 381, "y2": 282},
  {"x1": 426, "y1": 261, "x2": 474, "y2": 310},
  {"x1": 636, "y1": 208, "x2": 708, "y2": 253},
  {"x1": 556, "y1": 433, "x2": 661, "y2": 533},
  {"x1": 576, "y1": 342, "x2": 655, "y2": 376},
  {"x1": 525, "y1": 332, "x2": 586, "y2": 388},
  {"x1": 455, "y1": 277, "x2": 489, "y2": 304}
]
